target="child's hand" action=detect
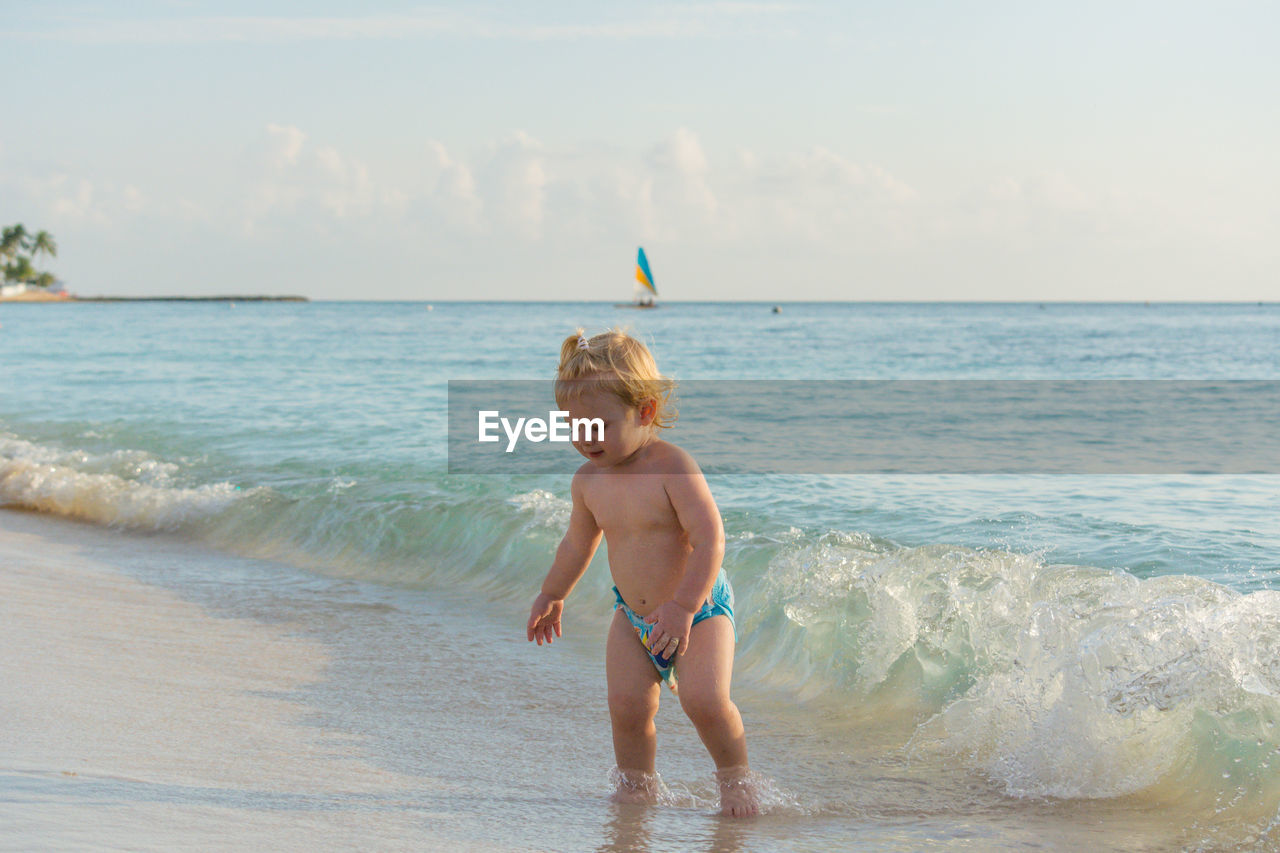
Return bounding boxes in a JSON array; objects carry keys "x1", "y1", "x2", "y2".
[
  {"x1": 527, "y1": 593, "x2": 564, "y2": 645},
  {"x1": 644, "y1": 600, "x2": 696, "y2": 658}
]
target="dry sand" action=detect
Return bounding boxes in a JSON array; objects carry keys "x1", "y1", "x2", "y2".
[{"x1": 0, "y1": 290, "x2": 72, "y2": 302}]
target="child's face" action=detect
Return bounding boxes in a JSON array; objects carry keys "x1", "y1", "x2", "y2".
[{"x1": 563, "y1": 389, "x2": 656, "y2": 468}]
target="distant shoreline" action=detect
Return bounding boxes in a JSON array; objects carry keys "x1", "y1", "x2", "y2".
[
  {"x1": 0, "y1": 294, "x2": 308, "y2": 303},
  {"x1": 74, "y1": 295, "x2": 309, "y2": 302}
]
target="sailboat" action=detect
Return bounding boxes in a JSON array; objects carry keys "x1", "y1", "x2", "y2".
[{"x1": 615, "y1": 246, "x2": 659, "y2": 309}]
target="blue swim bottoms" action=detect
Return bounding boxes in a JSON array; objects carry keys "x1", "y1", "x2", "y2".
[{"x1": 612, "y1": 569, "x2": 735, "y2": 690}]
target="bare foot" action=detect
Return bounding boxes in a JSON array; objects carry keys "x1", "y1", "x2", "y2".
[
  {"x1": 715, "y1": 766, "x2": 760, "y2": 817},
  {"x1": 609, "y1": 767, "x2": 662, "y2": 805}
]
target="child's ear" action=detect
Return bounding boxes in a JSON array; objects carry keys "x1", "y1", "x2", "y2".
[{"x1": 638, "y1": 398, "x2": 657, "y2": 425}]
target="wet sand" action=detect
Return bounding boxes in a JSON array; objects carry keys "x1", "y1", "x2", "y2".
[{"x1": 0, "y1": 510, "x2": 447, "y2": 851}]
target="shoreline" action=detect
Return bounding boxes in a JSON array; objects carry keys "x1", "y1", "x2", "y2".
[
  {"x1": 73, "y1": 295, "x2": 309, "y2": 302},
  {"x1": 0, "y1": 502, "x2": 1234, "y2": 851},
  {"x1": 0, "y1": 294, "x2": 308, "y2": 303},
  {"x1": 0, "y1": 509, "x2": 444, "y2": 850}
]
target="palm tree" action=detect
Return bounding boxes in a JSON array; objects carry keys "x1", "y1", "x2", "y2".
[
  {"x1": 1, "y1": 224, "x2": 60, "y2": 290},
  {"x1": 1, "y1": 224, "x2": 28, "y2": 260},
  {"x1": 4, "y1": 255, "x2": 34, "y2": 284},
  {"x1": 30, "y1": 230, "x2": 57, "y2": 264}
]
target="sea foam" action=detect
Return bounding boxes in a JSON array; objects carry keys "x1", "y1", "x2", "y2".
[
  {"x1": 0, "y1": 435, "x2": 247, "y2": 530},
  {"x1": 739, "y1": 529, "x2": 1280, "y2": 815}
]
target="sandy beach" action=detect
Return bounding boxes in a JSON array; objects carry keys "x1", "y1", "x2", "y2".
[
  {"x1": 0, "y1": 509, "x2": 455, "y2": 851},
  {"x1": 2, "y1": 507, "x2": 818, "y2": 852},
  {"x1": 0, "y1": 290, "x2": 72, "y2": 303}
]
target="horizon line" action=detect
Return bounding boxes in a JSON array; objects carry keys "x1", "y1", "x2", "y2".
[{"x1": 48, "y1": 297, "x2": 1280, "y2": 306}]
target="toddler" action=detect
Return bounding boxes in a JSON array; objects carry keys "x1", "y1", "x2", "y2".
[{"x1": 526, "y1": 328, "x2": 759, "y2": 817}]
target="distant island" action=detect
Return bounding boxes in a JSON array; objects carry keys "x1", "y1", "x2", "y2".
[
  {"x1": 1, "y1": 223, "x2": 62, "y2": 299},
  {"x1": 0, "y1": 292, "x2": 308, "y2": 303},
  {"x1": 1, "y1": 222, "x2": 308, "y2": 303}
]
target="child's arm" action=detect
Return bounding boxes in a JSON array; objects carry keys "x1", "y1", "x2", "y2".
[
  {"x1": 644, "y1": 454, "x2": 726, "y2": 656},
  {"x1": 527, "y1": 469, "x2": 603, "y2": 645}
]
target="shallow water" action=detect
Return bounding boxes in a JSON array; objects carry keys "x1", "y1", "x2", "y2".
[{"x1": 0, "y1": 508, "x2": 1243, "y2": 851}]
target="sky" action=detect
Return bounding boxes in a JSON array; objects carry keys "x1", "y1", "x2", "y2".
[{"x1": 1, "y1": 1, "x2": 1277, "y2": 301}]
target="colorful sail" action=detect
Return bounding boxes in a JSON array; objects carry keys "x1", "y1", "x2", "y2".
[{"x1": 635, "y1": 247, "x2": 657, "y2": 294}]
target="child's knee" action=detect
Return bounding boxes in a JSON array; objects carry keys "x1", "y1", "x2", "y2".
[
  {"x1": 609, "y1": 689, "x2": 658, "y2": 731},
  {"x1": 679, "y1": 689, "x2": 735, "y2": 731}
]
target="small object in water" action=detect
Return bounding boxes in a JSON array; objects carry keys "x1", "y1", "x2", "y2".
[
  {"x1": 427, "y1": 304, "x2": 434, "y2": 311},
  {"x1": 771, "y1": 305, "x2": 781, "y2": 314}
]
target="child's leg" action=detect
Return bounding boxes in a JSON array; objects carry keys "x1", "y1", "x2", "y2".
[
  {"x1": 606, "y1": 608, "x2": 662, "y2": 801},
  {"x1": 676, "y1": 614, "x2": 759, "y2": 817}
]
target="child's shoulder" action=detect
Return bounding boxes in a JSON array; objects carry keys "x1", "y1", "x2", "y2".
[
  {"x1": 642, "y1": 439, "x2": 702, "y2": 475},
  {"x1": 571, "y1": 462, "x2": 598, "y2": 485}
]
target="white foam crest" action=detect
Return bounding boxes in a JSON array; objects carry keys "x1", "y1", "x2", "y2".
[
  {"x1": 0, "y1": 439, "x2": 245, "y2": 530},
  {"x1": 507, "y1": 489, "x2": 571, "y2": 530},
  {"x1": 758, "y1": 534, "x2": 1280, "y2": 800},
  {"x1": 0, "y1": 436, "x2": 183, "y2": 484},
  {"x1": 326, "y1": 478, "x2": 357, "y2": 494},
  {"x1": 0, "y1": 435, "x2": 65, "y2": 465},
  {"x1": 758, "y1": 532, "x2": 1017, "y2": 696}
]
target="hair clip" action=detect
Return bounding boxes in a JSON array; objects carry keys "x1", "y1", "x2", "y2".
[{"x1": 577, "y1": 334, "x2": 590, "y2": 351}]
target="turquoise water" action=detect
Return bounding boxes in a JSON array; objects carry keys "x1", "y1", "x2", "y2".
[
  {"x1": 4, "y1": 301, "x2": 1278, "y2": 583},
  {"x1": 5, "y1": 300, "x2": 1280, "y2": 848}
]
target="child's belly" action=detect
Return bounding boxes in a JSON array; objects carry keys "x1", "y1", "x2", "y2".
[{"x1": 604, "y1": 536, "x2": 688, "y2": 614}]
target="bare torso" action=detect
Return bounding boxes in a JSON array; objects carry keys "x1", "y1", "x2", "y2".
[{"x1": 577, "y1": 442, "x2": 692, "y2": 615}]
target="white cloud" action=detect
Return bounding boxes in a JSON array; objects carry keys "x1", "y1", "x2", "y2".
[
  {"x1": 264, "y1": 123, "x2": 306, "y2": 168},
  {"x1": 3, "y1": 124, "x2": 918, "y2": 250},
  {"x1": 424, "y1": 141, "x2": 483, "y2": 230},
  {"x1": 47, "y1": 176, "x2": 98, "y2": 222},
  {"x1": 650, "y1": 127, "x2": 709, "y2": 175},
  {"x1": 5, "y1": 13, "x2": 464, "y2": 45},
  {"x1": 643, "y1": 128, "x2": 719, "y2": 232},
  {"x1": 6, "y1": 123, "x2": 1271, "y2": 299},
  {"x1": 243, "y1": 124, "x2": 390, "y2": 232},
  {"x1": 121, "y1": 185, "x2": 145, "y2": 214},
  {"x1": 5, "y1": 172, "x2": 151, "y2": 227},
  {"x1": 477, "y1": 132, "x2": 549, "y2": 239},
  {"x1": 4, "y1": 5, "x2": 804, "y2": 44}
]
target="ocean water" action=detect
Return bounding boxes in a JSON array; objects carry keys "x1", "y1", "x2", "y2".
[{"x1": 4, "y1": 300, "x2": 1280, "y2": 850}]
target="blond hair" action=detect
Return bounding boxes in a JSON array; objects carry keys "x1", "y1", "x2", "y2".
[{"x1": 555, "y1": 328, "x2": 677, "y2": 429}]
